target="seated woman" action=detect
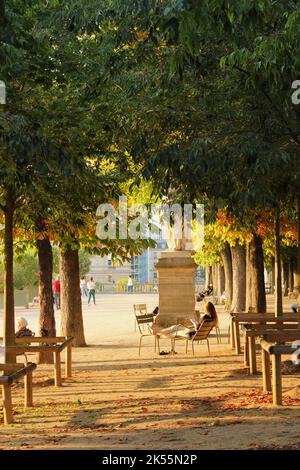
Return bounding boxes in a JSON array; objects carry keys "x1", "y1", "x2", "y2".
[
  {"x1": 188, "y1": 302, "x2": 219, "y2": 337},
  {"x1": 151, "y1": 302, "x2": 219, "y2": 338}
]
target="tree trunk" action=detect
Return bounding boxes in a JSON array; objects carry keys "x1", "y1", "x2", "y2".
[
  {"x1": 217, "y1": 265, "x2": 225, "y2": 298},
  {"x1": 249, "y1": 234, "x2": 266, "y2": 313},
  {"x1": 271, "y1": 257, "x2": 275, "y2": 295},
  {"x1": 246, "y1": 243, "x2": 252, "y2": 312},
  {"x1": 3, "y1": 187, "x2": 16, "y2": 363},
  {"x1": 212, "y1": 264, "x2": 218, "y2": 294},
  {"x1": 274, "y1": 208, "x2": 283, "y2": 317},
  {"x1": 60, "y1": 245, "x2": 86, "y2": 346},
  {"x1": 36, "y1": 219, "x2": 56, "y2": 364},
  {"x1": 220, "y1": 242, "x2": 233, "y2": 312},
  {"x1": 231, "y1": 244, "x2": 246, "y2": 313},
  {"x1": 205, "y1": 266, "x2": 212, "y2": 289},
  {"x1": 289, "y1": 257, "x2": 295, "y2": 293},
  {"x1": 282, "y1": 261, "x2": 289, "y2": 297}
]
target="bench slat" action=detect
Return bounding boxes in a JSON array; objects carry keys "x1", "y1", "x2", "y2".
[
  {"x1": 16, "y1": 336, "x2": 66, "y2": 345},
  {"x1": 0, "y1": 362, "x2": 36, "y2": 385}
]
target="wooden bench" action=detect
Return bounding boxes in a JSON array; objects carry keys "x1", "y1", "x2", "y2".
[
  {"x1": 230, "y1": 313, "x2": 300, "y2": 355},
  {"x1": 243, "y1": 324, "x2": 300, "y2": 374},
  {"x1": 0, "y1": 362, "x2": 36, "y2": 425},
  {"x1": 259, "y1": 331, "x2": 300, "y2": 405},
  {"x1": 4, "y1": 336, "x2": 74, "y2": 387}
]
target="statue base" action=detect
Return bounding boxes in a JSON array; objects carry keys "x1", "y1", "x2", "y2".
[{"x1": 156, "y1": 250, "x2": 197, "y2": 327}]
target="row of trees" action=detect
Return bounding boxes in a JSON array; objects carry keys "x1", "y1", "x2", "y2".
[
  {"x1": 96, "y1": 0, "x2": 300, "y2": 316},
  {"x1": 195, "y1": 210, "x2": 298, "y2": 313},
  {"x1": 0, "y1": 0, "x2": 154, "y2": 362}
]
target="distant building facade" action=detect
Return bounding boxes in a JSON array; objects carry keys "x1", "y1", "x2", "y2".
[
  {"x1": 88, "y1": 254, "x2": 131, "y2": 291},
  {"x1": 89, "y1": 240, "x2": 168, "y2": 291},
  {"x1": 131, "y1": 240, "x2": 168, "y2": 285}
]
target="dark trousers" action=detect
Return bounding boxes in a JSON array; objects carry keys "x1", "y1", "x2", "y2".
[
  {"x1": 88, "y1": 289, "x2": 96, "y2": 305},
  {"x1": 54, "y1": 292, "x2": 60, "y2": 310}
]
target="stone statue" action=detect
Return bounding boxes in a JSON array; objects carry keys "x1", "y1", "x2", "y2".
[{"x1": 166, "y1": 226, "x2": 193, "y2": 251}]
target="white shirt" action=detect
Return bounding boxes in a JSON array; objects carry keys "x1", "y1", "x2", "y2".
[
  {"x1": 87, "y1": 281, "x2": 95, "y2": 290},
  {"x1": 127, "y1": 277, "x2": 133, "y2": 287}
]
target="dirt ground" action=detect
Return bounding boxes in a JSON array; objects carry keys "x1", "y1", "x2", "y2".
[{"x1": 1, "y1": 294, "x2": 300, "y2": 450}]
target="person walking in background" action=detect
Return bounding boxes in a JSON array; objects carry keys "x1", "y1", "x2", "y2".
[
  {"x1": 53, "y1": 276, "x2": 61, "y2": 310},
  {"x1": 80, "y1": 276, "x2": 88, "y2": 297},
  {"x1": 127, "y1": 275, "x2": 133, "y2": 293},
  {"x1": 87, "y1": 277, "x2": 96, "y2": 306}
]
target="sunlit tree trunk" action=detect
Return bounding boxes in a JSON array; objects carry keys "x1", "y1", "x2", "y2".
[
  {"x1": 289, "y1": 257, "x2": 295, "y2": 294},
  {"x1": 36, "y1": 218, "x2": 56, "y2": 364},
  {"x1": 274, "y1": 207, "x2": 283, "y2": 317},
  {"x1": 220, "y1": 242, "x2": 233, "y2": 312},
  {"x1": 3, "y1": 186, "x2": 16, "y2": 363},
  {"x1": 246, "y1": 243, "x2": 252, "y2": 312},
  {"x1": 205, "y1": 266, "x2": 212, "y2": 289},
  {"x1": 282, "y1": 261, "x2": 289, "y2": 297},
  {"x1": 60, "y1": 245, "x2": 86, "y2": 346},
  {"x1": 217, "y1": 264, "x2": 225, "y2": 298},
  {"x1": 249, "y1": 234, "x2": 266, "y2": 313},
  {"x1": 231, "y1": 244, "x2": 246, "y2": 313}
]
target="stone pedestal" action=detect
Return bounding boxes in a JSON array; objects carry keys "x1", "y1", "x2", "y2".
[{"x1": 156, "y1": 250, "x2": 197, "y2": 327}]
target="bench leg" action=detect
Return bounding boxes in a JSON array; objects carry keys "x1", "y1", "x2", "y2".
[
  {"x1": 2, "y1": 384, "x2": 13, "y2": 425},
  {"x1": 272, "y1": 354, "x2": 282, "y2": 406},
  {"x1": 66, "y1": 345, "x2": 72, "y2": 378},
  {"x1": 54, "y1": 351, "x2": 62, "y2": 387},
  {"x1": 24, "y1": 371, "x2": 33, "y2": 407},
  {"x1": 249, "y1": 336, "x2": 257, "y2": 374},
  {"x1": 230, "y1": 318, "x2": 235, "y2": 349},
  {"x1": 234, "y1": 321, "x2": 241, "y2": 355},
  {"x1": 244, "y1": 334, "x2": 249, "y2": 367},
  {"x1": 262, "y1": 349, "x2": 271, "y2": 393}
]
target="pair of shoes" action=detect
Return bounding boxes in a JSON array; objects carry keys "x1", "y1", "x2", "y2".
[{"x1": 159, "y1": 351, "x2": 170, "y2": 356}]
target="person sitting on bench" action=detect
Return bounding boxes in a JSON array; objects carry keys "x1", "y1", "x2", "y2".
[{"x1": 15, "y1": 317, "x2": 35, "y2": 338}]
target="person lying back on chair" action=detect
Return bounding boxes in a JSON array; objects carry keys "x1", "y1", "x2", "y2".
[{"x1": 150, "y1": 302, "x2": 218, "y2": 338}]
